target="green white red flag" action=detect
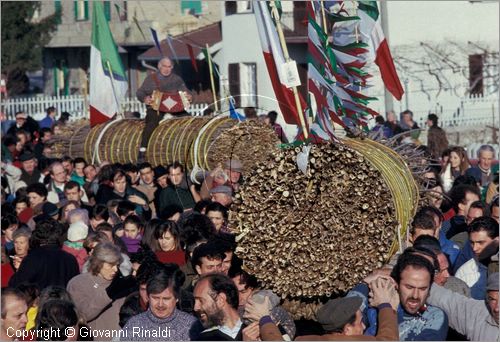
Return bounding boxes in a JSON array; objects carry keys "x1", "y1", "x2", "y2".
[
  {"x1": 89, "y1": 1, "x2": 128, "y2": 127},
  {"x1": 253, "y1": 1, "x2": 308, "y2": 131},
  {"x1": 358, "y1": 1, "x2": 404, "y2": 100}
]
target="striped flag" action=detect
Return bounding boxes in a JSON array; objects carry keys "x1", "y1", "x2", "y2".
[
  {"x1": 187, "y1": 44, "x2": 198, "y2": 72},
  {"x1": 229, "y1": 97, "x2": 245, "y2": 121},
  {"x1": 358, "y1": 1, "x2": 404, "y2": 100},
  {"x1": 89, "y1": 1, "x2": 127, "y2": 127},
  {"x1": 150, "y1": 28, "x2": 164, "y2": 57},
  {"x1": 166, "y1": 35, "x2": 180, "y2": 64},
  {"x1": 253, "y1": 1, "x2": 307, "y2": 128},
  {"x1": 307, "y1": 0, "x2": 378, "y2": 139}
]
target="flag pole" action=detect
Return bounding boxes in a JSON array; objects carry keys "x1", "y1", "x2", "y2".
[
  {"x1": 105, "y1": 60, "x2": 124, "y2": 119},
  {"x1": 206, "y1": 44, "x2": 219, "y2": 112},
  {"x1": 269, "y1": 1, "x2": 308, "y2": 140},
  {"x1": 320, "y1": 0, "x2": 328, "y2": 34}
]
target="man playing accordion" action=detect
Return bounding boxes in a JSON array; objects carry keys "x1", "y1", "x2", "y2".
[{"x1": 136, "y1": 57, "x2": 192, "y2": 160}]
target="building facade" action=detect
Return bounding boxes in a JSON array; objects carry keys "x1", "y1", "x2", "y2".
[{"x1": 39, "y1": 1, "x2": 221, "y2": 97}]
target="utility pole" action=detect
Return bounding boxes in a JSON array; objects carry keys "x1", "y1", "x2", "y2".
[
  {"x1": 380, "y1": 1, "x2": 394, "y2": 114},
  {"x1": 404, "y1": 79, "x2": 410, "y2": 110}
]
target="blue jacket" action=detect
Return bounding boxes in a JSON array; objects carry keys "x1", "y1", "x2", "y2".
[
  {"x1": 39, "y1": 115, "x2": 55, "y2": 129},
  {"x1": 349, "y1": 283, "x2": 448, "y2": 340},
  {"x1": 439, "y1": 230, "x2": 460, "y2": 267},
  {"x1": 465, "y1": 167, "x2": 483, "y2": 184},
  {"x1": 454, "y1": 241, "x2": 488, "y2": 300}
]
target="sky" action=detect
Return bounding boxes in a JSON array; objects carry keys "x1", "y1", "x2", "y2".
[{"x1": 385, "y1": 1, "x2": 499, "y2": 46}]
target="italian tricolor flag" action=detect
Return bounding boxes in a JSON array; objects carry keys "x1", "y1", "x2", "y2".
[
  {"x1": 358, "y1": 1, "x2": 404, "y2": 101},
  {"x1": 89, "y1": 1, "x2": 128, "y2": 127},
  {"x1": 253, "y1": 1, "x2": 307, "y2": 128}
]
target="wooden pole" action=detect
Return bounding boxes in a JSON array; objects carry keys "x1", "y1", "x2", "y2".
[
  {"x1": 105, "y1": 60, "x2": 124, "y2": 119},
  {"x1": 206, "y1": 44, "x2": 219, "y2": 112},
  {"x1": 270, "y1": 1, "x2": 308, "y2": 140},
  {"x1": 320, "y1": 0, "x2": 328, "y2": 34},
  {"x1": 82, "y1": 70, "x2": 89, "y2": 118}
]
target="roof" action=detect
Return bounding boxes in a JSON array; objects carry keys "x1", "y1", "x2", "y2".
[{"x1": 139, "y1": 22, "x2": 222, "y2": 61}]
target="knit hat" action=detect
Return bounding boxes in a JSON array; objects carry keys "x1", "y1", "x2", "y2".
[
  {"x1": 316, "y1": 296, "x2": 363, "y2": 332},
  {"x1": 487, "y1": 272, "x2": 499, "y2": 291},
  {"x1": 60, "y1": 112, "x2": 71, "y2": 119},
  {"x1": 154, "y1": 165, "x2": 168, "y2": 180},
  {"x1": 15, "y1": 112, "x2": 28, "y2": 119},
  {"x1": 224, "y1": 159, "x2": 243, "y2": 173},
  {"x1": 209, "y1": 185, "x2": 233, "y2": 196},
  {"x1": 41, "y1": 202, "x2": 59, "y2": 217},
  {"x1": 67, "y1": 221, "x2": 88, "y2": 242},
  {"x1": 19, "y1": 151, "x2": 36, "y2": 162}
]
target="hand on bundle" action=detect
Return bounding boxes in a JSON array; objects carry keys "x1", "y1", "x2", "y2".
[
  {"x1": 243, "y1": 296, "x2": 272, "y2": 323},
  {"x1": 368, "y1": 277, "x2": 399, "y2": 311},
  {"x1": 242, "y1": 322, "x2": 261, "y2": 341},
  {"x1": 363, "y1": 269, "x2": 394, "y2": 285},
  {"x1": 128, "y1": 194, "x2": 146, "y2": 206}
]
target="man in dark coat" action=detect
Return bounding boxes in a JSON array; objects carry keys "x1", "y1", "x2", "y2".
[
  {"x1": 8, "y1": 219, "x2": 79, "y2": 290},
  {"x1": 7, "y1": 111, "x2": 39, "y2": 138},
  {"x1": 426, "y1": 114, "x2": 449, "y2": 160},
  {"x1": 19, "y1": 151, "x2": 41, "y2": 186}
]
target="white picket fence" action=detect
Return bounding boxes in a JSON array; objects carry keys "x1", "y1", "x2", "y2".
[
  {"x1": 1, "y1": 95, "x2": 209, "y2": 121},
  {"x1": 2, "y1": 94, "x2": 498, "y2": 128}
]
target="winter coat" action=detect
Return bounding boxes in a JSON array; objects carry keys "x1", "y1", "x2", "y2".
[
  {"x1": 8, "y1": 244, "x2": 79, "y2": 290},
  {"x1": 158, "y1": 185, "x2": 196, "y2": 212},
  {"x1": 96, "y1": 184, "x2": 150, "y2": 218},
  {"x1": 62, "y1": 241, "x2": 88, "y2": 271},
  {"x1": 427, "y1": 283, "x2": 498, "y2": 341},
  {"x1": 67, "y1": 272, "x2": 125, "y2": 340},
  {"x1": 121, "y1": 235, "x2": 142, "y2": 254},
  {"x1": 438, "y1": 230, "x2": 460, "y2": 267},
  {"x1": 454, "y1": 242, "x2": 488, "y2": 300},
  {"x1": 1, "y1": 162, "x2": 26, "y2": 193}
]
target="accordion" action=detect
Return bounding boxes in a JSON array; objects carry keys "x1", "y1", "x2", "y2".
[{"x1": 150, "y1": 90, "x2": 191, "y2": 113}]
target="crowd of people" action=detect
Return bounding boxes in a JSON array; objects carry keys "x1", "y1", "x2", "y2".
[{"x1": 0, "y1": 104, "x2": 499, "y2": 342}]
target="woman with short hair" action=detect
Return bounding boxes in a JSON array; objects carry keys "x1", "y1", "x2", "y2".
[
  {"x1": 11, "y1": 226, "x2": 31, "y2": 270},
  {"x1": 205, "y1": 202, "x2": 229, "y2": 233},
  {"x1": 67, "y1": 242, "x2": 136, "y2": 337}
]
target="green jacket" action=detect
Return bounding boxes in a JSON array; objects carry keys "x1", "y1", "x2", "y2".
[{"x1": 158, "y1": 186, "x2": 195, "y2": 212}]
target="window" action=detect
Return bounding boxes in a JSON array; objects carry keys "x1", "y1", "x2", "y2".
[
  {"x1": 225, "y1": 1, "x2": 252, "y2": 15},
  {"x1": 116, "y1": 1, "x2": 127, "y2": 21},
  {"x1": 103, "y1": 1, "x2": 111, "y2": 21},
  {"x1": 74, "y1": 0, "x2": 88, "y2": 21},
  {"x1": 240, "y1": 63, "x2": 257, "y2": 107},
  {"x1": 54, "y1": 0, "x2": 62, "y2": 24},
  {"x1": 228, "y1": 63, "x2": 257, "y2": 107},
  {"x1": 181, "y1": 0, "x2": 202, "y2": 15},
  {"x1": 228, "y1": 63, "x2": 240, "y2": 106},
  {"x1": 469, "y1": 54, "x2": 484, "y2": 96},
  {"x1": 53, "y1": 61, "x2": 69, "y2": 96}
]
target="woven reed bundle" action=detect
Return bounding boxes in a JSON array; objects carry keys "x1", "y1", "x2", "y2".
[
  {"x1": 53, "y1": 117, "x2": 279, "y2": 168},
  {"x1": 207, "y1": 120, "x2": 282, "y2": 173},
  {"x1": 229, "y1": 139, "x2": 419, "y2": 318},
  {"x1": 51, "y1": 119, "x2": 89, "y2": 158}
]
